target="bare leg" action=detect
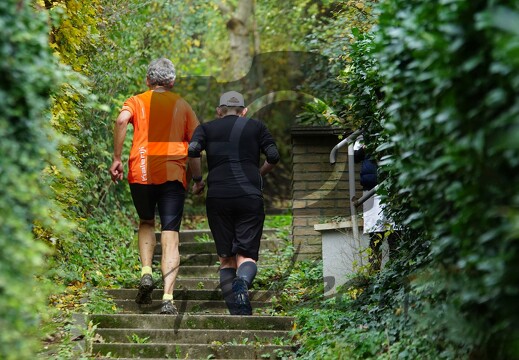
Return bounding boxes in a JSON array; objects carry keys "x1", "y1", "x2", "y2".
[
  {"x1": 161, "y1": 230, "x2": 180, "y2": 296},
  {"x1": 236, "y1": 255, "x2": 256, "y2": 269},
  {"x1": 220, "y1": 256, "x2": 237, "y2": 270},
  {"x1": 138, "y1": 219, "x2": 156, "y2": 269},
  {"x1": 135, "y1": 219, "x2": 156, "y2": 304}
]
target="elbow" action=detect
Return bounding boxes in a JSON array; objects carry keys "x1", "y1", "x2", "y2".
[
  {"x1": 116, "y1": 118, "x2": 127, "y2": 127},
  {"x1": 265, "y1": 144, "x2": 280, "y2": 165},
  {"x1": 188, "y1": 142, "x2": 202, "y2": 158},
  {"x1": 266, "y1": 156, "x2": 280, "y2": 166},
  {"x1": 115, "y1": 111, "x2": 131, "y2": 127}
]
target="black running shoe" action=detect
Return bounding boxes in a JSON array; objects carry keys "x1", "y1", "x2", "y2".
[
  {"x1": 160, "y1": 300, "x2": 178, "y2": 315},
  {"x1": 232, "y1": 278, "x2": 252, "y2": 315},
  {"x1": 135, "y1": 274, "x2": 154, "y2": 304}
]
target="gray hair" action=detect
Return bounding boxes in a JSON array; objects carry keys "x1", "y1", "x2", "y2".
[
  {"x1": 217, "y1": 106, "x2": 245, "y2": 116},
  {"x1": 146, "y1": 58, "x2": 176, "y2": 86}
]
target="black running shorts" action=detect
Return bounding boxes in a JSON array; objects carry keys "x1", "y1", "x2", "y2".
[
  {"x1": 206, "y1": 196, "x2": 265, "y2": 261},
  {"x1": 129, "y1": 181, "x2": 185, "y2": 231}
]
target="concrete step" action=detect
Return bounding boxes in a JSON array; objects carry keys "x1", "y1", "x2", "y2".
[
  {"x1": 173, "y1": 239, "x2": 286, "y2": 254},
  {"x1": 92, "y1": 342, "x2": 295, "y2": 359},
  {"x1": 153, "y1": 252, "x2": 284, "y2": 267},
  {"x1": 173, "y1": 253, "x2": 221, "y2": 266},
  {"x1": 165, "y1": 265, "x2": 276, "y2": 278},
  {"x1": 160, "y1": 228, "x2": 279, "y2": 243},
  {"x1": 176, "y1": 265, "x2": 220, "y2": 278},
  {"x1": 92, "y1": 226, "x2": 293, "y2": 359},
  {"x1": 95, "y1": 328, "x2": 289, "y2": 344},
  {"x1": 104, "y1": 289, "x2": 276, "y2": 302},
  {"x1": 154, "y1": 251, "x2": 286, "y2": 266},
  {"x1": 112, "y1": 299, "x2": 272, "y2": 315},
  {"x1": 173, "y1": 278, "x2": 220, "y2": 289},
  {"x1": 89, "y1": 314, "x2": 295, "y2": 331}
]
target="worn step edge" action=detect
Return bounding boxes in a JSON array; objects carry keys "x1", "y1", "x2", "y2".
[
  {"x1": 92, "y1": 342, "x2": 295, "y2": 359},
  {"x1": 104, "y1": 289, "x2": 276, "y2": 301},
  {"x1": 112, "y1": 299, "x2": 273, "y2": 315},
  {"x1": 148, "y1": 265, "x2": 277, "y2": 278},
  {"x1": 155, "y1": 253, "x2": 286, "y2": 265},
  {"x1": 154, "y1": 228, "x2": 279, "y2": 243},
  {"x1": 176, "y1": 238, "x2": 286, "y2": 251},
  {"x1": 166, "y1": 278, "x2": 220, "y2": 288},
  {"x1": 89, "y1": 314, "x2": 295, "y2": 331},
  {"x1": 95, "y1": 328, "x2": 290, "y2": 344}
]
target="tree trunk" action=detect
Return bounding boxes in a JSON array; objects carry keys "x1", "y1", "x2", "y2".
[{"x1": 218, "y1": 0, "x2": 254, "y2": 80}]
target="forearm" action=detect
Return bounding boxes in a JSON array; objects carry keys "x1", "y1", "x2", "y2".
[
  {"x1": 188, "y1": 157, "x2": 202, "y2": 179},
  {"x1": 113, "y1": 127, "x2": 126, "y2": 161},
  {"x1": 113, "y1": 110, "x2": 131, "y2": 160},
  {"x1": 260, "y1": 160, "x2": 276, "y2": 176}
]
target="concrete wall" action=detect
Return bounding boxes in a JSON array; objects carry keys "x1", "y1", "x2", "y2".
[{"x1": 291, "y1": 126, "x2": 358, "y2": 259}]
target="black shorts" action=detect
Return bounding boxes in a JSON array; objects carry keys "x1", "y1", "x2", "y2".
[
  {"x1": 206, "y1": 196, "x2": 265, "y2": 261},
  {"x1": 129, "y1": 181, "x2": 185, "y2": 231}
]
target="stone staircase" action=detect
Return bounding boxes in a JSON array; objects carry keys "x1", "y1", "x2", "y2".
[{"x1": 88, "y1": 229, "x2": 296, "y2": 359}]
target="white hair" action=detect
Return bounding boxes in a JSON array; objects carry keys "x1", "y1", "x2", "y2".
[{"x1": 146, "y1": 58, "x2": 176, "y2": 86}]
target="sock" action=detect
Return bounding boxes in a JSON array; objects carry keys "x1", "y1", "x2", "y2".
[
  {"x1": 236, "y1": 261, "x2": 257, "y2": 287},
  {"x1": 141, "y1": 266, "x2": 152, "y2": 277},
  {"x1": 162, "y1": 293, "x2": 173, "y2": 301},
  {"x1": 220, "y1": 268, "x2": 237, "y2": 312}
]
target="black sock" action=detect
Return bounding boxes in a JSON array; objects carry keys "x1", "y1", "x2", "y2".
[
  {"x1": 219, "y1": 268, "x2": 236, "y2": 308},
  {"x1": 236, "y1": 261, "x2": 257, "y2": 287}
]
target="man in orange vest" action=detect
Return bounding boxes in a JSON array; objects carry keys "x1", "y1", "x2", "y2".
[{"x1": 109, "y1": 58, "x2": 199, "y2": 315}]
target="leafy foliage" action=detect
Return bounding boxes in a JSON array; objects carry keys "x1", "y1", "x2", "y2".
[
  {"x1": 373, "y1": 1, "x2": 519, "y2": 357},
  {"x1": 0, "y1": 0, "x2": 70, "y2": 357},
  {"x1": 298, "y1": 0, "x2": 380, "y2": 128},
  {"x1": 293, "y1": 0, "x2": 519, "y2": 359},
  {"x1": 12, "y1": 0, "x2": 519, "y2": 358}
]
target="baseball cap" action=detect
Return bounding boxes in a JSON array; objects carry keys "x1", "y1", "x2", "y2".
[{"x1": 219, "y1": 91, "x2": 245, "y2": 107}]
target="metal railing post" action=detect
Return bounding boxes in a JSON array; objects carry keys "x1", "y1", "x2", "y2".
[
  {"x1": 347, "y1": 140, "x2": 360, "y2": 247},
  {"x1": 329, "y1": 129, "x2": 363, "y2": 247}
]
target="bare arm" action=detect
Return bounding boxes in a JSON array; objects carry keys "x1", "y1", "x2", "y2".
[
  {"x1": 260, "y1": 160, "x2": 276, "y2": 176},
  {"x1": 188, "y1": 157, "x2": 205, "y2": 195},
  {"x1": 109, "y1": 110, "x2": 132, "y2": 183}
]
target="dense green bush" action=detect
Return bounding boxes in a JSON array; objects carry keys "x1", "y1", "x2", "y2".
[
  {"x1": 293, "y1": 1, "x2": 519, "y2": 359},
  {"x1": 0, "y1": 1, "x2": 67, "y2": 358},
  {"x1": 375, "y1": 1, "x2": 519, "y2": 357}
]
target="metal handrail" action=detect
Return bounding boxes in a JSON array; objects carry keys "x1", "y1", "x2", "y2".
[
  {"x1": 329, "y1": 129, "x2": 377, "y2": 244},
  {"x1": 329, "y1": 129, "x2": 362, "y2": 165},
  {"x1": 353, "y1": 184, "x2": 378, "y2": 207}
]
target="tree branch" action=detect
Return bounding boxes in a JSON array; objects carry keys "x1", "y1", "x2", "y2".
[{"x1": 215, "y1": 0, "x2": 232, "y2": 16}]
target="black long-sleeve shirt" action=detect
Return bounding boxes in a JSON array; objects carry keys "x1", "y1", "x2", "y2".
[{"x1": 188, "y1": 115, "x2": 279, "y2": 198}]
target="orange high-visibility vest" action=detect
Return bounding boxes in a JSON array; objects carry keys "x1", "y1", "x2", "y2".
[{"x1": 121, "y1": 90, "x2": 199, "y2": 187}]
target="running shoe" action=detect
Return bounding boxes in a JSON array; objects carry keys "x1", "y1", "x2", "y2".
[
  {"x1": 160, "y1": 300, "x2": 178, "y2": 315},
  {"x1": 232, "y1": 277, "x2": 252, "y2": 315},
  {"x1": 135, "y1": 274, "x2": 154, "y2": 304}
]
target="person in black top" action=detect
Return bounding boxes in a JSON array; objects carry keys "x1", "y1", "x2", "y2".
[{"x1": 188, "y1": 91, "x2": 280, "y2": 315}]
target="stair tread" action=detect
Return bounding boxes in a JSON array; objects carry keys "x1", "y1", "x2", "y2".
[
  {"x1": 111, "y1": 299, "x2": 274, "y2": 315},
  {"x1": 104, "y1": 288, "x2": 276, "y2": 300},
  {"x1": 92, "y1": 343, "x2": 295, "y2": 359},
  {"x1": 92, "y1": 227, "x2": 292, "y2": 359},
  {"x1": 89, "y1": 313, "x2": 295, "y2": 331}
]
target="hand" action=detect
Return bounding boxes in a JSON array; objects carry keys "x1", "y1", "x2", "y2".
[
  {"x1": 109, "y1": 160, "x2": 124, "y2": 183},
  {"x1": 192, "y1": 180, "x2": 205, "y2": 195}
]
